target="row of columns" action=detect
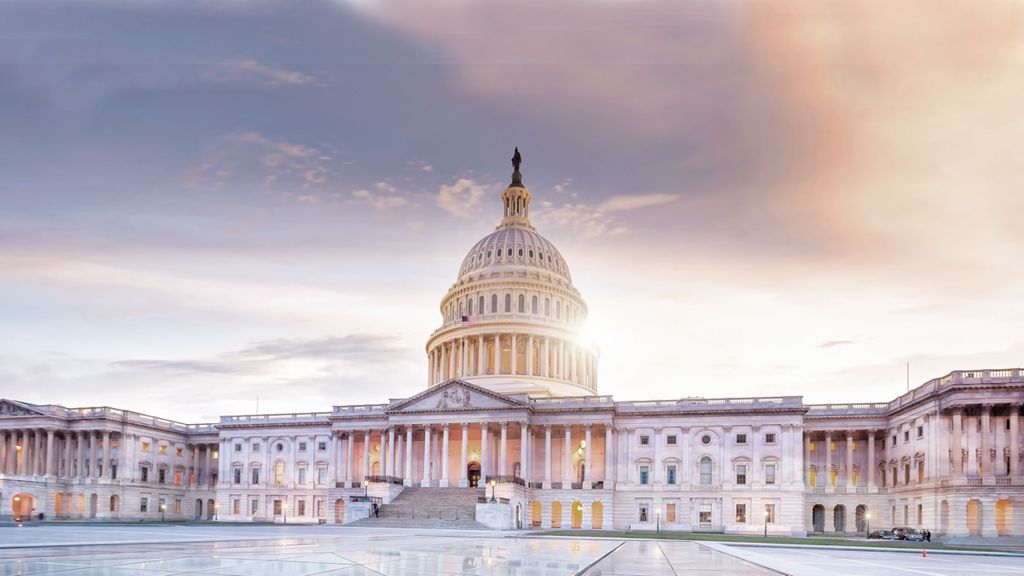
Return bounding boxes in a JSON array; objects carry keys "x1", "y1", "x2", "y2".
[
  {"x1": 427, "y1": 334, "x2": 597, "y2": 390},
  {"x1": 949, "y1": 403, "x2": 1021, "y2": 476}
]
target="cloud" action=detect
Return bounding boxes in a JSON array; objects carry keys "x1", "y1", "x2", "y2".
[
  {"x1": 819, "y1": 340, "x2": 855, "y2": 349},
  {"x1": 184, "y1": 131, "x2": 338, "y2": 193},
  {"x1": 222, "y1": 59, "x2": 318, "y2": 86},
  {"x1": 598, "y1": 194, "x2": 676, "y2": 212},
  {"x1": 352, "y1": 182, "x2": 407, "y2": 210},
  {"x1": 536, "y1": 194, "x2": 677, "y2": 238},
  {"x1": 436, "y1": 178, "x2": 493, "y2": 218}
]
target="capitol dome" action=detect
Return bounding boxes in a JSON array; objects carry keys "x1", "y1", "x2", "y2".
[{"x1": 426, "y1": 148, "x2": 598, "y2": 397}]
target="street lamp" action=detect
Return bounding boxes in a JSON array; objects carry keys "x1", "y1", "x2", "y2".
[
  {"x1": 865, "y1": 512, "x2": 871, "y2": 539},
  {"x1": 489, "y1": 479, "x2": 497, "y2": 502},
  {"x1": 160, "y1": 503, "x2": 166, "y2": 522},
  {"x1": 655, "y1": 509, "x2": 661, "y2": 534},
  {"x1": 363, "y1": 479, "x2": 370, "y2": 498}
]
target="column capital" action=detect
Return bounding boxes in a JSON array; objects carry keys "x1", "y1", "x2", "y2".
[
  {"x1": 949, "y1": 404, "x2": 965, "y2": 414},
  {"x1": 442, "y1": 422, "x2": 449, "y2": 430},
  {"x1": 500, "y1": 421, "x2": 508, "y2": 430},
  {"x1": 563, "y1": 423, "x2": 572, "y2": 431},
  {"x1": 544, "y1": 423, "x2": 551, "y2": 431},
  {"x1": 422, "y1": 423, "x2": 432, "y2": 430},
  {"x1": 981, "y1": 403, "x2": 994, "y2": 412},
  {"x1": 584, "y1": 423, "x2": 592, "y2": 430},
  {"x1": 461, "y1": 422, "x2": 470, "y2": 430}
]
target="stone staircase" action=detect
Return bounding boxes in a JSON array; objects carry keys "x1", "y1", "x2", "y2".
[{"x1": 347, "y1": 486, "x2": 488, "y2": 529}]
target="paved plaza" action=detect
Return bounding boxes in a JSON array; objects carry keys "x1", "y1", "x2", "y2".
[{"x1": 0, "y1": 526, "x2": 1021, "y2": 575}]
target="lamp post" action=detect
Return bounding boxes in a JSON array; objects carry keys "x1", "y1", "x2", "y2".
[
  {"x1": 363, "y1": 479, "x2": 369, "y2": 498},
  {"x1": 489, "y1": 479, "x2": 497, "y2": 502},
  {"x1": 160, "y1": 503, "x2": 166, "y2": 522},
  {"x1": 655, "y1": 509, "x2": 661, "y2": 534},
  {"x1": 865, "y1": 512, "x2": 871, "y2": 539}
]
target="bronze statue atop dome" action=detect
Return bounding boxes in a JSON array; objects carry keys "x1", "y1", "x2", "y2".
[{"x1": 510, "y1": 146, "x2": 523, "y2": 187}]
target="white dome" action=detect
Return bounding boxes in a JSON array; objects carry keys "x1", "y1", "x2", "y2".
[{"x1": 458, "y1": 226, "x2": 572, "y2": 283}]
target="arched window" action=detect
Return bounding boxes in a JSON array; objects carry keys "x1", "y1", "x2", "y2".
[
  {"x1": 491, "y1": 294, "x2": 498, "y2": 313},
  {"x1": 478, "y1": 295, "x2": 485, "y2": 315},
  {"x1": 467, "y1": 298, "x2": 473, "y2": 316},
  {"x1": 507, "y1": 248, "x2": 512, "y2": 257},
  {"x1": 531, "y1": 295, "x2": 538, "y2": 314},
  {"x1": 505, "y1": 293, "x2": 512, "y2": 313},
  {"x1": 700, "y1": 457, "x2": 712, "y2": 485},
  {"x1": 518, "y1": 248, "x2": 524, "y2": 257},
  {"x1": 274, "y1": 461, "x2": 285, "y2": 486},
  {"x1": 518, "y1": 294, "x2": 525, "y2": 313},
  {"x1": 556, "y1": 301, "x2": 562, "y2": 319},
  {"x1": 545, "y1": 298, "x2": 550, "y2": 316}
]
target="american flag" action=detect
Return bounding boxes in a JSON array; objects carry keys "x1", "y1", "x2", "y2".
[{"x1": 461, "y1": 315, "x2": 478, "y2": 325}]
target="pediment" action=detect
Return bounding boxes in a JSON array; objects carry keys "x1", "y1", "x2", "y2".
[
  {"x1": 0, "y1": 399, "x2": 47, "y2": 417},
  {"x1": 388, "y1": 380, "x2": 529, "y2": 413}
]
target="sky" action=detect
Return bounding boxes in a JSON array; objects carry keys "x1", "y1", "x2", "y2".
[{"x1": 1, "y1": 0, "x2": 1023, "y2": 423}]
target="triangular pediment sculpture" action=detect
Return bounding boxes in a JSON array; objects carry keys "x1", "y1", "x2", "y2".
[
  {"x1": 0, "y1": 399, "x2": 47, "y2": 417},
  {"x1": 387, "y1": 379, "x2": 529, "y2": 413}
]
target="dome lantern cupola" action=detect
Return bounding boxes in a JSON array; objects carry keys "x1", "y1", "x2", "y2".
[{"x1": 425, "y1": 148, "x2": 599, "y2": 398}]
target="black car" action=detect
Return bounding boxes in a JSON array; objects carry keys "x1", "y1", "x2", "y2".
[{"x1": 868, "y1": 530, "x2": 896, "y2": 540}]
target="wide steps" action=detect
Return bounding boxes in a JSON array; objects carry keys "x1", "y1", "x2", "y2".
[{"x1": 350, "y1": 486, "x2": 487, "y2": 530}]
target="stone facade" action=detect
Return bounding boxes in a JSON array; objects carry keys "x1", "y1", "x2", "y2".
[{"x1": 1, "y1": 154, "x2": 1022, "y2": 537}]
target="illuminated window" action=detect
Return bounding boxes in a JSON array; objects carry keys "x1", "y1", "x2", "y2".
[
  {"x1": 274, "y1": 461, "x2": 284, "y2": 485},
  {"x1": 809, "y1": 441, "x2": 815, "y2": 452},
  {"x1": 830, "y1": 470, "x2": 837, "y2": 486},
  {"x1": 159, "y1": 445, "x2": 167, "y2": 455},
  {"x1": 141, "y1": 442, "x2": 151, "y2": 452},
  {"x1": 176, "y1": 448, "x2": 184, "y2": 457},
  {"x1": 736, "y1": 503, "x2": 747, "y2": 523},
  {"x1": 765, "y1": 503, "x2": 776, "y2": 524}
]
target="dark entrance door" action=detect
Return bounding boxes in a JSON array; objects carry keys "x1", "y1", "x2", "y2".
[{"x1": 468, "y1": 462, "x2": 481, "y2": 487}]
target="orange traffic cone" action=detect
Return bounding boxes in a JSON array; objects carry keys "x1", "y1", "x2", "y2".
[{"x1": 922, "y1": 549, "x2": 927, "y2": 558}]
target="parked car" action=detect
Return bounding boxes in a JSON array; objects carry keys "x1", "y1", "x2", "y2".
[
  {"x1": 891, "y1": 527, "x2": 925, "y2": 541},
  {"x1": 868, "y1": 530, "x2": 896, "y2": 540}
]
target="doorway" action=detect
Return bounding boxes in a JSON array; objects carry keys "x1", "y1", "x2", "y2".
[
  {"x1": 467, "y1": 462, "x2": 481, "y2": 487},
  {"x1": 812, "y1": 504, "x2": 825, "y2": 532},
  {"x1": 11, "y1": 494, "x2": 34, "y2": 521}
]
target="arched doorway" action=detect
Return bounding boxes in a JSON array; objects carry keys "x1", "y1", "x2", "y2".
[
  {"x1": 571, "y1": 501, "x2": 583, "y2": 529},
  {"x1": 11, "y1": 494, "x2": 34, "y2": 521},
  {"x1": 855, "y1": 505, "x2": 868, "y2": 533},
  {"x1": 551, "y1": 501, "x2": 563, "y2": 529},
  {"x1": 531, "y1": 501, "x2": 542, "y2": 528},
  {"x1": 89, "y1": 494, "x2": 98, "y2": 519},
  {"x1": 995, "y1": 500, "x2": 1012, "y2": 536},
  {"x1": 109, "y1": 495, "x2": 120, "y2": 517},
  {"x1": 207, "y1": 498, "x2": 216, "y2": 520},
  {"x1": 194, "y1": 499, "x2": 203, "y2": 520},
  {"x1": 592, "y1": 502, "x2": 604, "y2": 529},
  {"x1": 577, "y1": 461, "x2": 586, "y2": 483},
  {"x1": 811, "y1": 504, "x2": 825, "y2": 532},
  {"x1": 834, "y1": 505, "x2": 846, "y2": 532},
  {"x1": 467, "y1": 461, "x2": 481, "y2": 487},
  {"x1": 334, "y1": 499, "x2": 345, "y2": 523},
  {"x1": 967, "y1": 499, "x2": 981, "y2": 535},
  {"x1": 54, "y1": 493, "x2": 64, "y2": 519}
]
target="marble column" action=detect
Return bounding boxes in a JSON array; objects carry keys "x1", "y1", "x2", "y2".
[
  {"x1": 526, "y1": 335, "x2": 534, "y2": 375},
  {"x1": 563, "y1": 424, "x2": 572, "y2": 484},
  {"x1": 499, "y1": 422, "x2": 508, "y2": 476},
  {"x1": 952, "y1": 408, "x2": 964, "y2": 475},
  {"x1": 346, "y1": 432, "x2": 355, "y2": 485},
  {"x1": 584, "y1": 424, "x2": 592, "y2": 488},
  {"x1": 193, "y1": 444, "x2": 201, "y2": 486},
  {"x1": 605, "y1": 426, "x2": 613, "y2": 483},
  {"x1": 404, "y1": 427, "x2": 413, "y2": 487},
  {"x1": 493, "y1": 335, "x2": 500, "y2": 374},
  {"x1": 421, "y1": 425, "x2": 432, "y2": 487},
  {"x1": 79, "y1": 430, "x2": 88, "y2": 479},
  {"x1": 387, "y1": 427, "x2": 397, "y2": 477},
  {"x1": 439, "y1": 345, "x2": 447, "y2": 382},
  {"x1": 45, "y1": 429, "x2": 55, "y2": 477},
  {"x1": 544, "y1": 425, "x2": 552, "y2": 488},
  {"x1": 846, "y1": 431, "x2": 854, "y2": 487},
  {"x1": 33, "y1": 429, "x2": 42, "y2": 476},
  {"x1": 204, "y1": 444, "x2": 212, "y2": 487},
  {"x1": 510, "y1": 334, "x2": 518, "y2": 375},
  {"x1": 63, "y1": 433, "x2": 73, "y2": 479},
  {"x1": 542, "y1": 337, "x2": 550, "y2": 378},
  {"x1": 980, "y1": 405, "x2": 992, "y2": 476},
  {"x1": 867, "y1": 431, "x2": 876, "y2": 488},
  {"x1": 481, "y1": 422, "x2": 489, "y2": 479},
  {"x1": 362, "y1": 430, "x2": 371, "y2": 481},
  {"x1": 1011, "y1": 404, "x2": 1021, "y2": 476},
  {"x1": 825, "y1": 431, "x2": 833, "y2": 487},
  {"x1": 477, "y1": 335, "x2": 485, "y2": 376},
  {"x1": 440, "y1": 424, "x2": 450, "y2": 487},
  {"x1": 460, "y1": 423, "x2": 469, "y2": 487},
  {"x1": 520, "y1": 423, "x2": 529, "y2": 481}
]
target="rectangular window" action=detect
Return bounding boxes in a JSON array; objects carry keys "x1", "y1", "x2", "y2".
[
  {"x1": 317, "y1": 500, "x2": 324, "y2": 518},
  {"x1": 298, "y1": 468, "x2": 307, "y2": 485},
  {"x1": 830, "y1": 441, "x2": 836, "y2": 451},
  {"x1": 917, "y1": 426, "x2": 924, "y2": 439},
  {"x1": 904, "y1": 430, "x2": 910, "y2": 443},
  {"x1": 174, "y1": 469, "x2": 183, "y2": 486},
  {"x1": 736, "y1": 464, "x2": 747, "y2": 485},
  {"x1": 852, "y1": 470, "x2": 859, "y2": 485},
  {"x1": 765, "y1": 503, "x2": 776, "y2": 524},
  {"x1": 299, "y1": 442, "x2": 307, "y2": 452},
  {"x1": 159, "y1": 445, "x2": 167, "y2": 455},
  {"x1": 141, "y1": 467, "x2": 149, "y2": 482},
  {"x1": 765, "y1": 433, "x2": 776, "y2": 444},
  {"x1": 111, "y1": 464, "x2": 117, "y2": 480},
  {"x1": 892, "y1": 435, "x2": 897, "y2": 447},
  {"x1": 666, "y1": 503, "x2": 676, "y2": 523},
  {"x1": 699, "y1": 503, "x2": 712, "y2": 525},
  {"x1": 809, "y1": 440, "x2": 815, "y2": 451},
  {"x1": 892, "y1": 467, "x2": 897, "y2": 486},
  {"x1": 141, "y1": 442, "x2": 151, "y2": 452},
  {"x1": 638, "y1": 503, "x2": 649, "y2": 523},
  {"x1": 736, "y1": 503, "x2": 746, "y2": 523},
  {"x1": 765, "y1": 464, "x2": 777, "y2": 485},
  {"x1": 252, "y1": 468, "x2": 260, "y2": 484},
  {"x1": 175, "y1": 499, "x2": 181, "y2": 514},
  {"x1": 158, "y1": 468, "x2": 166, "y2": 484},
  {"x1": 234, "y1": 468, "x2": 242, "y2": 485},
  {"x1": 140, "y1": 497, "x2": 148, "y2": 513},
  {"x1": 666, "y1": 465, "x2": 677, "y2": 485},
  {"x1": 233, "y1": 499, "x2": 240, "y2": 515},
  {"x1": 736, "y1": 433, "x2": 748, "y2": 445},
  {"x1": 810, "y1": 470, "x2": 816, "y2": 487},
  {"x1": 666, "y1": 435, "x2": 677, "y2": 446},
  {"x1": 318, "y1": 441, "x2": 327, "y2": 451},
  {"x1": 176, "y1": 447, "x2": 184, "y2": 457},
  {"x1": 918, "y1": 461, "x2": 925, "y2": 482},
  {"x1": 639, "y1": 435, "x2": 650, "y2": 446},
  {"x1": 158, "y1": 498, "x2": 165, "y2": 514},
  {"x1": 639, "y1": 466, "x2": 650, "y2": 485},
  {"x1": 253, "y1": 443, "x2": 261, "y2": 452},
  {"x1": 251, "y1": 499, "x2": 258, "y2": 515},
  {"x1": 298, "y1": 499, "x2": 306, "y2": 516},
  {"x1": 917, "y1": 504, "x2": 923, "y2": 525},
  {"x1": 274, "y1": 500, "x2": 282, "y2": 516},
  {"x1": 830, "y1": 470, "x2": 837, "y2": 486},
  {"x1": 318, "y1": 467, "x2": 327, "y2": 485},
  {"x1": 905, "y1": 464, "x2": 911, "y2": 485},
  {"x1": 234, "y1": 443, "x2": 242, "y2": 452}
]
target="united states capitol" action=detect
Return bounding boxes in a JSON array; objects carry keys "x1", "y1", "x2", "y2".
[{"x1": 1, "y1": 152, "x2": 1021, "y2": 539}]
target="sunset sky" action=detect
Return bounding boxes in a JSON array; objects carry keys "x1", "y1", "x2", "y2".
[{"x1": 2, "y1": 1, "x2": 1023, "y2": 423}]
